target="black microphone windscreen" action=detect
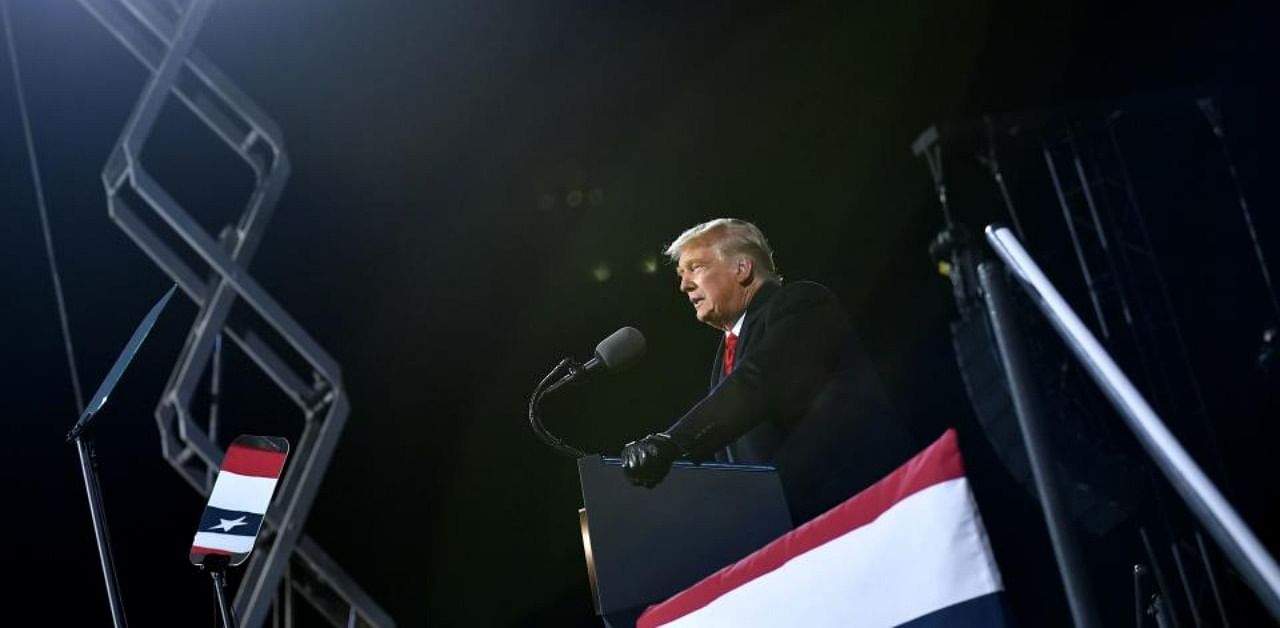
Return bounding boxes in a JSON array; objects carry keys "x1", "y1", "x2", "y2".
[{"x1": 594, "y1": 327, "x2": 646, "y2": 370}]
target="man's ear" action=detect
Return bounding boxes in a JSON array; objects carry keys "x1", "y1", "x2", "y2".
[{"x1": 736, "y1": 256, "x2": 755, "y2": 285}]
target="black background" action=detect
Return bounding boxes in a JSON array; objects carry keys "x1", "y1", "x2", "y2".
[{"x1": 2, "y1": 1, "x2": 1278, "y2": 625}]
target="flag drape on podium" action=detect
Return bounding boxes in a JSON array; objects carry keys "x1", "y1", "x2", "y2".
[{"x1": 637, "y1": 429, "x2": 1008, "y2": 628}]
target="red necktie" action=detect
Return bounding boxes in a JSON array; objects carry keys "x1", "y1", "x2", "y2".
[{"x1": 723, "y1": 332, "x2": 738, "y2": 376}]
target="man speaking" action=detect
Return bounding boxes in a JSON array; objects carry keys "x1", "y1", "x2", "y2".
[{"x1": 621, "y1": 218, "x2": 915, "y2": 523}]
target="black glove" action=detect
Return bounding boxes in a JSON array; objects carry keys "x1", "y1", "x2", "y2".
[{"x1": 620, "y1": 432, "x2": 682, "y2": 488}]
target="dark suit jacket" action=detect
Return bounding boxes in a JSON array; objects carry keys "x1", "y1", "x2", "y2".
[{"x1": 666, "y1": 280, "x2": 916, "y2": 522}]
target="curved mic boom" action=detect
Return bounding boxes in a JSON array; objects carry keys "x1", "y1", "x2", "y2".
[{"x1": 529, "y1": 326, "x2": 647, "y2": 457}]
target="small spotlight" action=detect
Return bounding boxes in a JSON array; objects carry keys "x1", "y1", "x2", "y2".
[
  {"x1": 641, "y1": 256, "x2": 658, "y2": 274},
  {"x1": 591, "y1": 263, "x2": 611, "y2": 283},
  {"x1": 537, "y1": 194, "x2": 556, "y2": 210},
  {"x1": 588, "y1": 187, "x2": 605, "y2": 207},
  {"x1": 566, "y1": 189, "x2": 584, "y2": 208}
]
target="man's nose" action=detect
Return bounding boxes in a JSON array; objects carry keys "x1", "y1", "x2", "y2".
[{"x1": 679, "y1": 275, "x2": 695, "y2": 292}]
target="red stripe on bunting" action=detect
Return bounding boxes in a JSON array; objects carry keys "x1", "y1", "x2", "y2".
[
  {"x1": 220, "y1": 443, "x2": 288, "y2": 478},
  {"x1": 637, "y1": 428, "x2": 966, "y2": 628},
  {"x1": 190, "y1": 546, "x2": 233, "y2": 556}
]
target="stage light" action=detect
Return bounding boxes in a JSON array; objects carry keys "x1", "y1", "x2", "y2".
[
  {"x1": 592, "y1": 263, "x2": 611, "y2": 282},
  {"x1": 567, "y1": 189, "x2": 584, "y2": 208},
  {"x1": 641, "y1": 256, "x2": 658, "y2": 274}
]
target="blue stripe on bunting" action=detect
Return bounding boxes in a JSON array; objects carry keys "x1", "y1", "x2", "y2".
[
  {"x1": 198, "y1": 505, "x2": 264, "y2": 537},
  {"x1": 898, "y1": 592, "x2": 1011, "y2": 627}
]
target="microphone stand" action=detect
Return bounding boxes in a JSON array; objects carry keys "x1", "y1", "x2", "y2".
[
  {"x1": 528, "y1": 327, "x2": 644, "y2": 457},
  {"x1": 528, "y1": 358, "x2": 588, "y2": 458},
  {"x1": 63, "y1": 286, "x2": 176, "y2": 628}
]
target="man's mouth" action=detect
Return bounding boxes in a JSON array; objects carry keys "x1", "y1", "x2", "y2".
[{"x1": 690, "y1": 296, "x2": 704, "y2": 308}]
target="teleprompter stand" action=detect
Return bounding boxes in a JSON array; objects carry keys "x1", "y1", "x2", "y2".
[
  {"x1": 64, "y1": 286, "x2": 177, "y2": 628},
  {"x1": 188, "y1": 434, "x2": 290, "y2": 627},
  {"x1": 202, "y1": 556, "x2": 239, "y2": 628}
]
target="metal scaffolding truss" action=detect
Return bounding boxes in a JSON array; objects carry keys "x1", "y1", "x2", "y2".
[
  {"x1": 912, "y1": 96, "x2": 1259, "y2": 624},
  {"x1": 1035, "y1": 113, "x2": 1219, "y2": 441},
  {"x1": 75, "y1": 0, "x2": 394, "y2": 625},
  {"x1": 912, "y1": 97, "x2": 1216, "y2": 439}
]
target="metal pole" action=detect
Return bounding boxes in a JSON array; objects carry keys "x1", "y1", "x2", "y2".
[
  {"x1": 1195, "y1": 532, "x2": 1230, "y2": 627},
  {"x1": 986, "y1": 224, "x2": 1280, "y2": 621},
  {"x1": 1043, "y1": 143, "x2": 1112, "y2": 339},
  {"x1": 211, "y1": 569, "x2": 238, "y2": 628},
  {"x1": 1169, "y1": 542, "x2": 1203, "y2": 628},
  {"x1": 208, "y1": 332, "x2": 222, "y2": 490},
  {"x1": 1198, "y1": 97, "x2": 1280, "y2": 324},
  {"x1": 1135, "y1": 564, "x2": 1149, "y2": 628},
  {"x1": 76, "y1": 436, "x2": 128, "y2": 628},
  {"x1": 1141, "y1": 527, "x2": 1184, "y2": 628},
  {"x1": 978, "y1": 261, "x2": 1102, "y2": 628},
  {"x1": 981, "y1": 116, "x2": 1027, "y2": 240}
]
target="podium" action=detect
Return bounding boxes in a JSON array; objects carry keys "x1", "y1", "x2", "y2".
[{"x1": 577, "y1": 455, "x2": 793, "y2": 627}]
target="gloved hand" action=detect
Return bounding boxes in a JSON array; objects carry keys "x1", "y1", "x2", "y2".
[{"x1": 620, "y1": 432, "x2": 682, "y2": 488}]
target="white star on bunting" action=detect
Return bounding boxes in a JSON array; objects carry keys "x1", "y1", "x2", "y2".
[{"x1": 209, "y1": 516, "x2": 248, "y2": 532}]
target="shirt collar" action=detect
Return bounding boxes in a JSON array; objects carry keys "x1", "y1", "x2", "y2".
[{"x1": 727, "y1": 311, "x2": 746, "y2": 337}]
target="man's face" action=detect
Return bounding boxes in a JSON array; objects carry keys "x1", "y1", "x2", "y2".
[{"x1": 676, "y1": 242, "x2": 749, "y2": 331}]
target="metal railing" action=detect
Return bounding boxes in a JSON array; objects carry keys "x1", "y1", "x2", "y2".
[{"x1": 982, "y1": 224, "x2": 1280, "y2": 623}]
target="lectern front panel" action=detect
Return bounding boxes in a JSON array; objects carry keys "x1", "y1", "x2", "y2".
[{"x1": 577, "y1": 455, "x2": 792, "y2": 620}]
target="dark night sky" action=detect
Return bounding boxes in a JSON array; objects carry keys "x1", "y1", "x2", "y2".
[{"x1": 2, "y1": 1, "x2": 1278, "y2": 626}]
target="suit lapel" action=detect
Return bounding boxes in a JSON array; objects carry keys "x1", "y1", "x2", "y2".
[
  {"x1": 707, "y1": 282, "x2": 780, "y2": 390},
  {"x1": 734, "y1": 281, "x2": 779, "y2": 363}
]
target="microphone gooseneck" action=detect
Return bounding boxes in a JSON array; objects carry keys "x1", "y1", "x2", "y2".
[
  {"x1": 529, "y1": 358, "x2": 587, "y2": 458},
  {"x1": 528, "y1": 327, "x2": 647, "y2": 458}
]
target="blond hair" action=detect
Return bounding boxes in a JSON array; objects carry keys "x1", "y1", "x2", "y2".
[{"x1": 664, "y1": 218, "x2": 781, "y2": 282}]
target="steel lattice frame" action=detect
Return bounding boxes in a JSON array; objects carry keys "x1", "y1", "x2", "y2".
[{"x1": 76, "y1": 0, "x2": 393, "y2": 625}]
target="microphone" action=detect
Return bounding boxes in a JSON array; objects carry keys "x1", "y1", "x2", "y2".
[
  {"x1": 548, "y1": 327, "x2": 646, "y2": 393},
  {"x1": 584, "y1": 326, "x2": 647, "y2": 373},
  {"x1": 530, "y1": 327, "x2": 647, "y2": 458}
]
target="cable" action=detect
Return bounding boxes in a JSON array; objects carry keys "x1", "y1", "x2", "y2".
[
  {"x1": 1198, "y1": 97, "x2": 1280, "y2": 325},
  {"x1": 2, "y1": 0, "x2": 85, "y2": 414}
]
